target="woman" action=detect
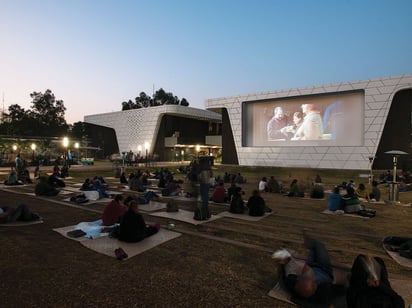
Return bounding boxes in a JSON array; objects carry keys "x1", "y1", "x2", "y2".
[
  {"x1": 118, "y1": 200, "x2": 159, "y2": 242},
  {"x1": 102, "y1": 194, "x2": 127, "y2": 226},
  {"x1": 247, "y1": 189, "x2": 271, "y2": 216},
  {"x1": 327, "y1": 187, "x2": 343, "y2": 211},
  {"x1": 355, "y1": 183, "x2": 370, "y2": 201},
  {"x1": 230, "y1": 187, "x2": 246, "y2": 214}
]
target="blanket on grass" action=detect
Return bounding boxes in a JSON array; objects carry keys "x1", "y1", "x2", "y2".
[
  {"x1": 217, "y1": 210, "x2": 271, "y2": 221},
  {"x1": 322, "y1": 209, "x2": 371, "y2": 219},
  {"x1": 148, "y1": 209, "x2": 222, "y2": 225},
  {"x1": 53, "y1": 221, "x2": 181, "y2": 259}
]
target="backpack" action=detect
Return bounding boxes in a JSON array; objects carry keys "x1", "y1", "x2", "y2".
[{"x1": 193, "y1": 207, "x2": 210, "y2": 221}]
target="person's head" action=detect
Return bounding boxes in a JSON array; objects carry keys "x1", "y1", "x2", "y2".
[
  {"x1": 291, "y1": 179, "x2": 298, "y2": 185},
  {"x1": 372, "y1": 180, "x2": 378, "y2": 187},
  {"x1": 123, "y1": 195, "x2": 134, "y2": 206},
  {"x1": 295, "y1": 274, "x2": 317, "y2": 298},
  {"x1": 252, "y1": 189, "x2": 260, "y2": 197},
  {"x1": 235, "y1": 187, "x2": 242, "y2": 195},
  {"x1": 114, "y1": 194, "x2": 123, "y2": 203},
  {"x1": 129, "y1": 200, "x2": 139, "y2": 213},
  {"x1": 346, "y1": 186, "x2": 355, "y2": 195},
  {"x1": 273, "y1": 106, "x2": 284, "y2": 119},
  {"x1": 293, "y1": 112, "x2": 302, "y2": 124},
  {"x1": 358, "y1": 183, "x2": 365, "y2": 190},
  {"x1": 262, "y1": 177, "x2": 267, "y2": 181},
  {"x1": 333, "y1": 186, "x2": 340, "y2": 194},
  {"x1": 301, "y1": 103, "x2": 315, "y2": 114}
]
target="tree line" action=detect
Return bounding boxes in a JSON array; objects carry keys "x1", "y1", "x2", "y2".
[
  {"x1": 0, "y1": 88, "x2": 189, "y2": 138},
  {"x1": 121, "y1": 88, "x2": 189, "y2": 110}
]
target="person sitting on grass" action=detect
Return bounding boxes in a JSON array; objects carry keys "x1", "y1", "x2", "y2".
[
  {"x1": 369, "y1": 180, "x2": 381, "y2": 201},
  {"x1": 4, "y1": 169, "x2": 23, "y2": 185},
  {"x1": 327, "y1": 186, "x2": 343, "y2": 211},
  {"x1": 247, "y1": 189, "x2": 272, "y2": 216},
  {"x1": 35, "y1": 176, "x2": 59, "y2": 196},
  {"x1": 229, "y1": 187, "x2": 247, "y2": 214},
  {"x1": 355, "y1": 183, "x2": 370, "y2": 202},
  {"x1": 0, "y1": 203, "x2": 41, "y2": 224},
  {"x1": 210, "y1": 181, "x2": 228, "y2": 203},
  {"x1": 310, "y1": 183, "x2": 324, "y2": 199},
  {"x1": 102, "y1": 194, "x2": 127, "y2": 226},
  {"x1": 342, "y1": 186, "x2": 363, "y2": 213},
  {"x1": 287, "y1": 179, "x2": 304, "y2": 197},
  {"x1": 118, "y1": 200, "x2": 160, "y2": 243}
]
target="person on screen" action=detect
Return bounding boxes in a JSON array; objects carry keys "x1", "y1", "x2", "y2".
[
  {"x1": 267, "y1": 106, "x2": 289, "y2": 140},
  {"x1": 280, "y1": 111, "x2": 303, "y2": 139},
  {"x1": 292, "y1": 104, "x2": 323, "y2": 140}
]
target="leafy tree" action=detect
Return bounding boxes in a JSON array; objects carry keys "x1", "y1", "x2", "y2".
[
  {"x1": 121, "y1": 88, "x2": 190, "y2": 110},
  {"x1": 180, "y1": 98, "x2": 189, "y2": 106},
  {"x1": 29, "y1": 89, "x2": 68, "y2": 136}
]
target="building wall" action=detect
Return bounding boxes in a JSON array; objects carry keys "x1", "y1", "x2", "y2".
[
  {"x1": 84, "y1": 105, "x2": 221, "y2": 156},
  {"x1": 206, "y1": 75, "x2": 412, "y2": 170}
]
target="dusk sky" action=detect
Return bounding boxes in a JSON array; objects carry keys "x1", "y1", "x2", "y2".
[{"x1": 1, "y1": 0, "x2": 411, "y2": 124}]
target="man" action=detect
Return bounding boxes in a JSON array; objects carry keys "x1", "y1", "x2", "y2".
[
  {"x1": 273, "y1": 231, "x2": 334, "y2": 302},
  {"x1": 292, "y1": 104, "x2": 323, "y2": 140},
  {"x1": 267, "y1": 106, "x2": 288, "y2": 140}
]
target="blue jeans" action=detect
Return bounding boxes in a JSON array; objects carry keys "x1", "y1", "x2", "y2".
[{"x1": 306, "y1": 239, "x2": 333, "y2": 284}]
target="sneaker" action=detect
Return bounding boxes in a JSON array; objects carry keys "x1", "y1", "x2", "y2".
[
  {"x1": 272, "y1": 249, "x2": 291, "y2": 264},
  {"x1": 115, "y1": 248, "x2": 123, "y2": 260},
  {"x1": 118, "y1": 248, "x2": 128, "y2": 259}
]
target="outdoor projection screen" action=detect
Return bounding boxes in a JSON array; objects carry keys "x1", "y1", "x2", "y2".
[{"x1": 242, "y1": 90, "x2": 364, "y2": 147}]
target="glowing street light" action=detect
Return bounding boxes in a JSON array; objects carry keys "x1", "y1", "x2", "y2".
[
  {"x1": 12, "y1": 144, "x2": 17, "y2": 152},
  {"x1": 74, "y1": 142, "x2": 80, "y2": 164},
  {"x1": 31, "y1": 143, "x2": 36, "y2": 163},
  {"x1": 62, "y1": 137, "x2": 69, "y2": 166}
]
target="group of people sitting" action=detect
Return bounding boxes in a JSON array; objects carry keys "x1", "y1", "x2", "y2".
[
  {"x1": 102, "y1": 194, "x2": 159, "y2": 243},
  {"x1": 80, "y1": 176, "x2": 110, "y2": 198},
  {"x1": 327, "y1": 182, "x2": 380, "y2": 217},
  {"x1": 208, "y1": 181, "x2": 272, "y2": 217}
]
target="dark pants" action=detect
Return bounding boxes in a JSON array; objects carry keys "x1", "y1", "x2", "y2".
[{"x1": 7, "y1": 204, "x2": 34, "y2": 222}]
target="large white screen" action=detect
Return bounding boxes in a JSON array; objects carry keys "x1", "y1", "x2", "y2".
[{"x1": 242, "y1": 91, "x2": 364, "y2": 147}]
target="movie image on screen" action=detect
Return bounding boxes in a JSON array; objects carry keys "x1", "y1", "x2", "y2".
[{"x1": 242, "y1": 90, "x2": 364, "y2": 147}]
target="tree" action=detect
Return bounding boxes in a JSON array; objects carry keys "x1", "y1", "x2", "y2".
[
  {"x1": 29, "y1": 89, "x2": 68, "y2": 136},
  {"x1": 180, "y1": 98, "x2": 189, "y2": 106},
  {"x1": 121, "y1": 88, "x2": 190, "y2": 110}
]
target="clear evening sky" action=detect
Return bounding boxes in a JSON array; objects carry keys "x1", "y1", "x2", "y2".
[{"x1": 1, "y1": 0, "x2": 411, "y2": 124}]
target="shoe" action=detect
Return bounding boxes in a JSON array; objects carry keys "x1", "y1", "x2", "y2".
[
  {"x1": 115, "y1": 248, "x2": 123, "y2": 260},
  {"x1": 272, "y1": 249, "x2": 291, "y2": 264},
  {"x1": 118, "y1": 248, "x2": 128, "y2": 259}
]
